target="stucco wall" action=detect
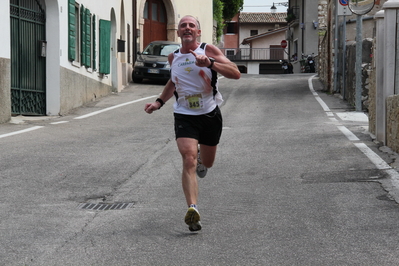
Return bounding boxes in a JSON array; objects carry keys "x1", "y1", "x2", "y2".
[
  {"x1": 0, "y1": 58, "x2": 11, "y2": 124},
  {"x1": 60, "y1": 67, "x2": 112, "y2": 116}
]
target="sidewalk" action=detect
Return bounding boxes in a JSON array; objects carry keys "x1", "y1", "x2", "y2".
[{"x1": 311, "y1": 75, "x2": 399, "y2": 203}]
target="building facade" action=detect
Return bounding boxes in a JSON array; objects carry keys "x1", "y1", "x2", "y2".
[{"x1": 0, "y1": 0, "x2": 213, "y2": 124}]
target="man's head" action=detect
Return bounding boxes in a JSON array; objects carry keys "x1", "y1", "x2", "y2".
[{"x1": 177, "y1": 15, "x2": 201, "y2": 43}]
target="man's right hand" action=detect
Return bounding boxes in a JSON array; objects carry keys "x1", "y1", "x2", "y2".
[{"x1": 144, "y1": 102, "x2": 161, "y2": 114}]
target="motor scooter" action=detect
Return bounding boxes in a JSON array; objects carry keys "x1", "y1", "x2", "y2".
[{"x1": 306, "y1": 54, "x2": 315, "y2": 73}]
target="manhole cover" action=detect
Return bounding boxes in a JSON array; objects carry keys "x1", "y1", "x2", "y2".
[{"x1": 77, "y1": 202, "x2": 134, "y2": 211}]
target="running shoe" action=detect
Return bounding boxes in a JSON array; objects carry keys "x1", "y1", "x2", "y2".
[
  {"x1": 185, "y1": 206, "x2": 202, "y2": 231},
  {"x1": 196, "y1": 149, "x2": 208, "y2": 178}
]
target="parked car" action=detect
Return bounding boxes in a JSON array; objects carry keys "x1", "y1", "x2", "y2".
[{"x1": 132, "y1": 41, "x2": 181, "y2": 83}]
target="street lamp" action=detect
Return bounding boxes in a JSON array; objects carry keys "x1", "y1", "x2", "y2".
[{"x1": 270, "y1": 3, "x2": 277, "y2": 13}]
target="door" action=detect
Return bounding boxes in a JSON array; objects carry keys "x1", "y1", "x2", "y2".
[
  {"x1": 143, "y1": 0, "x2": 167, "y2": 48},
  {"x1": 10, "y1": 0, "x2": 46, "y2": 115},
  {"x1": 270, "y1": 45, "x2": 284, "y2": 60}
]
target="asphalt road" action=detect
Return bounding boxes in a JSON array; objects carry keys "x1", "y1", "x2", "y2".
[{"x1": 1, "y1": 74, "x2": 399, "y2": 265}]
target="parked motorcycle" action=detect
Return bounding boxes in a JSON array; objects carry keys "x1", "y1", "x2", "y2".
[{"x1": 307, "y1": 55, "x2": 315, "y2": 73}]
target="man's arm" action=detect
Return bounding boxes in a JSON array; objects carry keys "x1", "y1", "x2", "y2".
[
  {"x1": 190, "y1": 44, "x2": 241, "y2": 80},
  {"x1": 206, "y1": 44, "x2": 241, "y2": 79}
]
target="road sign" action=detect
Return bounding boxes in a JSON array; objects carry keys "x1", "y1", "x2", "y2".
[
  {"x1": 337, "y1": 0, "x2": 352, "y2": 15},
  {"x1": 281, "y1": 40, "x2": 287, "y2": 49}
]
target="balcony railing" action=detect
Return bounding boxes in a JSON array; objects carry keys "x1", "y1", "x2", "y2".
[{"x1": 220, "y1": 48, "x2": 286, "y2": 61}]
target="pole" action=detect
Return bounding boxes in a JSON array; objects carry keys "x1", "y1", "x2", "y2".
[
  {"x1": 355, "y1": 14, "x2": 363, "y2": 111},
  {"x1": 333, "y1": 4, "x2": 339, "y2": 93},
  {"x1": 342, "y1": 16, "x2": 347, "y2": 100}
]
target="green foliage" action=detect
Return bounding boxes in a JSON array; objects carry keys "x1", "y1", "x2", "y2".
[
  {"x1": 285, "y1": 8, "x2": 297, "y2": 23},
  {"x1": 221, "y1": 0, "x2": 243, "y2": 21},
  {"x1": 213, "y1": 0, "x2": 224, "y2": 43},
  {"x1": 213, "y1": 0, "x2": 243, "y2": 43}
]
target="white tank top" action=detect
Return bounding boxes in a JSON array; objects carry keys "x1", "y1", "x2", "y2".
[{"x1": 171, "y1": 43, "x2": 223, "y2": 115}]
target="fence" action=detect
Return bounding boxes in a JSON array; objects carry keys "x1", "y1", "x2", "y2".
[{"x1": 219, "y1": 48, "x2": 286, "y2": 61}]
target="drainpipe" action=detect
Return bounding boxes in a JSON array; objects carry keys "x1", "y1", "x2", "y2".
[
  {"x1": 374, "y1": 10, "x2": 385, "y2": 144},
  {"x1": 132, "y1": 0, "x2": 137, "y2": 62}
]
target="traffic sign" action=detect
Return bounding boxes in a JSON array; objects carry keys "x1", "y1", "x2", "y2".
[
  {"x1": 281, "y1": 40, "x2": 287, "y2": 49},
  {"x1": 337, "y1": 0, "x2": 352, "y2": 15}
]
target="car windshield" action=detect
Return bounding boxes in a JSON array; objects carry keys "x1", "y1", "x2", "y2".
[{"x1": 142, "y1": 43, "x2": 180, "y2": 56}]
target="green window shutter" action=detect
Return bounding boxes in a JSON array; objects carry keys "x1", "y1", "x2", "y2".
[
  {"x1": 92, "y1": 15, "x2": 96, "y2": 70},
  {"x1": 68, "y1": 0, "x2": 76, "y2": 61},
  {"x1": 80, "y1": 5, "x2": 86, "y2": 66},
  {"x1": 99, "y1": 19, "x2": 111, "y2": 74},
  {"x1": 85, "y1": 8, "x2": 91, "y2": 67}
]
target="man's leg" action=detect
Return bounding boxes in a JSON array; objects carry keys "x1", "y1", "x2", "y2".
[
  {"x1": 176, "y1": 137, "x2": 199, "y2": 206},
  {"x1": 198, "y1": 144, "x2": 217, "y2": 168}
]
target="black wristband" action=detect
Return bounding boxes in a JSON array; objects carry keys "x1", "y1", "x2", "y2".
[
  {"x1": 207, "y1": 57, "x2": 215, "y2": 68},
  {"x1": 156, "y1": 98, "x2": 165, "y2": 109}
]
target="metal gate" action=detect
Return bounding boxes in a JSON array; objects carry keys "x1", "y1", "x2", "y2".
[{"x1": 10, "y1": 0, "x2": 46, "y2": 115}]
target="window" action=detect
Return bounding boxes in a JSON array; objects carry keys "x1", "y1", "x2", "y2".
[
  {"x1": 250, "y1": 30, "x2": 258, "y2": 36},
  {"x1": 226, "y1": 22, "x2": 237, "y2": 34},
  {"x1": 152, "y1": 3, "x2": 158, "y2": 20},
  {"x1": 144, "y1": 2, "x2": 148, "y2": 19},
  {"x1": 67, "y1": 0, "x2": 96, "y2": 69}
]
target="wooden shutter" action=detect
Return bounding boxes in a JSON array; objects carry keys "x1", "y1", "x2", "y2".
[
  {"x1": 92, "y1": 14, "x2": 96, "y2": 70},
  {"x1": 85, "y1": 8, "x2": 91, "y2": 67},
  {"x1": 80, "y1": 5, "x2": 86, "y2": 66},
  {"x1": 99, "y1": 19, "x2": 111, "y2": 74},
  {"x1": 68, "y1": 0, "x2": 76, "y2": 61}
]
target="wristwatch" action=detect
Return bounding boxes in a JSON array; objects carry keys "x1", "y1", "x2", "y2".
[{"x1": 207, "y1": 57, "x2": 215, "y2": 68}]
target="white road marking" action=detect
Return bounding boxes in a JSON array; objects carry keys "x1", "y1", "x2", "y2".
[
  {"x1": 0, "y1": 126, "x2": 44, "y2": 139},
  {"x1": 51, "y1": 121, "x2": 69, "y2": 125},
  {"x1": 74, "y1": 95, "x2": 159, "y2": 120},
  {"x1": 0, "y1": 95, "x2": 159, "y2": 139}
]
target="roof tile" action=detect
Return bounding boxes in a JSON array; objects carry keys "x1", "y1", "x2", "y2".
[{"x1": 239, "y1": 12, "x2": 287, "y2": 23}]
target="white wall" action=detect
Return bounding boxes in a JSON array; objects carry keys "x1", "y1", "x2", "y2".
[
  {"x1": 175, "y1": 0, "x2": 213, "y2": 44},
  {"x1": 0, "y1": 0, "x2": 11, "y2": 59}
]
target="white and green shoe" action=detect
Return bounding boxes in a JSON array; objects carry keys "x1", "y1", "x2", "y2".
[{"x1": 185, "y1": 205, "x2": 202, "y2": 231}]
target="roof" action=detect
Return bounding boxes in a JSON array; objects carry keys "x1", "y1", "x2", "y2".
[
  {"x1": 241, "y1": 26, "x2": 288, "y2": 45},
  {"x1": 239, "y1": 12, "x2": 287, "y2": 23}
]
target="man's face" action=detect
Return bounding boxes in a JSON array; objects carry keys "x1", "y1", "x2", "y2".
[{"x1": 177, "y1": 16, "x2": 201, "y2": 43}]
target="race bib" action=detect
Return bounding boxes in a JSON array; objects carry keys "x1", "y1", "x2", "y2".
[{"x1": 185, "y1": 94, "x2": 203, "y2": 109}]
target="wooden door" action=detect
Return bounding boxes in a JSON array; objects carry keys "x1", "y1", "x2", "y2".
[{"x1": 143, "y1": 0, "x2": 167, "y2": 48}]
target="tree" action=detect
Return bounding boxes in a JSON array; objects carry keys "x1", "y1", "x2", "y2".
[
  {"x1": 213, "y1": 0, "x2": 243, "y2": 43},
  {"x1": 221, "y1": 0, "x2": 243, "y2": 21},
  {"x1": 213, "y1": 0, "x2": 224, "y2": 43}
]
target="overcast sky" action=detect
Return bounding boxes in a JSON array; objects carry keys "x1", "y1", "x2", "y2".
[{"x1": 242, "y1": 0, "x2": 287, "y2": 12}]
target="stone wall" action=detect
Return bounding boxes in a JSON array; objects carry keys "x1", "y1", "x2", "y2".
[
  {"x1": 368, "y1": 38, "x2": 376, "y2": 135},
  {"x1": 387, "y1": 95, "x2": 399, "y2": 153},
  {"x1": 344, "y1": 39, "x2": 373, "y2": 111},
  {"x1": 0, "y1": 58, "x2": 11, "y2": 124}
]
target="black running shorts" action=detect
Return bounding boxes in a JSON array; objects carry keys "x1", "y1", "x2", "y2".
[{"x1": 174, "y1": 106, "x2": 223, "y2": 146}]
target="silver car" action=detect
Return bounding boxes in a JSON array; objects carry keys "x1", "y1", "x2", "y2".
[{"x1": 132, "y1": 41, "x2": 181, "y2": 83}]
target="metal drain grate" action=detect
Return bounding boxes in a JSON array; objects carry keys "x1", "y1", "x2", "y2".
[{"x1": 77, "y1": 202, "x2": 134, "y2": 211}]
